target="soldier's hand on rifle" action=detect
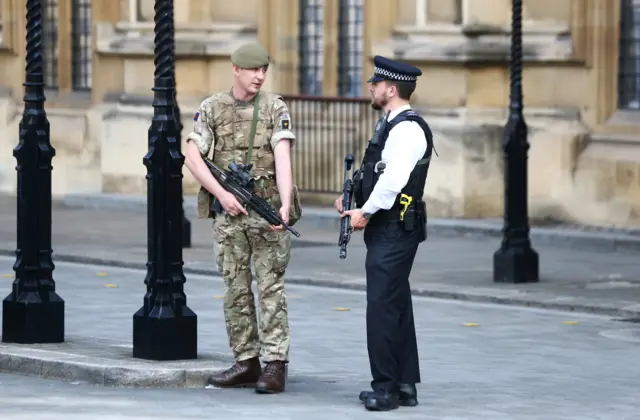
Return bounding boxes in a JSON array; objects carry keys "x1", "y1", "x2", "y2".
[
  {"x1": 269, "y1": 206, "x2": 290, "y2": 232},
  {"x1": 334, "y1": 194, "x2": 344, "y2": 214},
  {"x1": 218, "y1": 191, "x2": 248, "y2": 217}
]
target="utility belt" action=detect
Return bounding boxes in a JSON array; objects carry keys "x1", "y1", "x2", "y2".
[{"x1": 370, "y1": 193, "x2": 428, "y2": 243}]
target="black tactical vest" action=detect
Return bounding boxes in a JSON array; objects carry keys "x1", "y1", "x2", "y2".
[{"x1": 353, "y1": 109, "x2": 434, "y2": 215}]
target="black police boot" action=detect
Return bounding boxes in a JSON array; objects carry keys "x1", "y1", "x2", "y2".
[
  {"x1": 362, "y1": 389, "x2": 400, "y2": 411},
  {"x1": 359, "y1": 383, "x2": 418, "y2": 407},
  {"x1": 397, "y1": 383, "x2": 418, "y2": 406}
]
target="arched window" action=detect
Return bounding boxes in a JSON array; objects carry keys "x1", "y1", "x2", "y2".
[
  {"x1": 337, "y1": 0, "x2": 364, "y2": 97},
  {"x1": 298, "y1": 0, "x2": 324, "y2": 95},
  {"x1": 618, "y1": 0, "x2": 640, "y2": 109}
]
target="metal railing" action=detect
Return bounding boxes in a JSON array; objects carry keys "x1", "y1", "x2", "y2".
[
  {"x1": 282, "y1": 94, "x2": 381, "y2": 193},
  {"x1": 618, "y1": 0, "x2": 640, "y2": 109}
]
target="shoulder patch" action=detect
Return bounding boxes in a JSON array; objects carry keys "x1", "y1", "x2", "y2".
[{"x1": 280, "y1": 113, "x2": 291, "y2": 130}]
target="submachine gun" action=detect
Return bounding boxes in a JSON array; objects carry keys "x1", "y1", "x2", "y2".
[
  {"x1": 204, "y1": 159, "x2": 300, "y2": 238},
  {"x1": 338, "y1": 153, "x2": 356, "y2": 259}
]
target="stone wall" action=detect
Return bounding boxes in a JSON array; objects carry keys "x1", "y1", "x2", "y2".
[{"x1": 0, "y1": 0, "x2": 639, "y2": 228}]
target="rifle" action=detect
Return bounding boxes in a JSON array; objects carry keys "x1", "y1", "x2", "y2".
[
  {"x1": 203, "y1": 159, "x2": 301, "y2": 238},
  {"x1": 338, "y1": 154, "x2": 356, "y2": 259}
]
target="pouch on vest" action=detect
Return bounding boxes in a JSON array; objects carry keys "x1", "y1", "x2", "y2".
[
  {"x1": 197, "y1": 138, "x2": 217, "y2": 219},
  {"x1": 288, "y1": 185, "x2": 302, "y2": 226},
  {"x1": 353, "y1": 169, "x2": 364, "y2": 208},
  {"x1": 360, "y1": 161, "x2": 377, "y2": 203},
  {"x1": 402, "y1": 206, "x2": 416, "y2": 232},
  {"x1": 416, "y1": 200, "x2": 427, "y2": 243}
]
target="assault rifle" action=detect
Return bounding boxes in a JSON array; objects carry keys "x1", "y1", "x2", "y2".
[
  {"x1": 338, "y1": 154, "x2": 356, "y2": 259},
  {"x1": 204, "y1": 159, "x2": 301, "y2": 238}
]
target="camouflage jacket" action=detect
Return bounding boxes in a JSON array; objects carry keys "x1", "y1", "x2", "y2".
[{"x1": 186, "y1": 90, "x2": 298, "y2": 219}]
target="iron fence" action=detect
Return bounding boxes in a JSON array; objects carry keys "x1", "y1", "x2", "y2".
[
  {"x1": 71, "y1": 0, "x2": 92, "y2": 90},
  {"x1": 42, "y1": 0, "x2": 58, "y2": 89},
  {"x1": 618, "y1": 0, "x2": 640, "y2": 109},
  {"x1": 282, "y1": 94, "x2": 381, "y2": 193}
]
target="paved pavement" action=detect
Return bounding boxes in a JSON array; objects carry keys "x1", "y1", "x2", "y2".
[
  {"x1": 0, "y1": 257, "x2": 638, "y2": 419},
  {"x1": 64, "y1": 192, "x2": 640, "y2": 252},
  {"x1": 0, "y1": 193, "x2": 640, "y2": 317}
]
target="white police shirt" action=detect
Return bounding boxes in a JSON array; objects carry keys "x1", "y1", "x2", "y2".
[{"x1": 360, "y1": 104, "x2": 427, "y2": 215}]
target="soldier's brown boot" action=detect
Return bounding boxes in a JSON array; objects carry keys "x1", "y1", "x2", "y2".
[
  {"x1": 254, "y1": 361, "x2": 287, "y2": 394},
  {"x1": 207, "y1": 357, "x2": 262, "y2": 388}
]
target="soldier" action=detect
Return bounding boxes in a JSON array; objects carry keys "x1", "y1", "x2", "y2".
[
  {"x1": 184, "y1": 42, "x2": 300, "y2": 394},
  {"x1": 335, "y1": 55, "x2": 434, "y2": 411}
]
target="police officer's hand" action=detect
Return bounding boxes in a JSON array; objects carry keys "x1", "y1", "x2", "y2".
[
  {"x1": 219, "y1": 191, "x2": 248, "y2": 217},
  {"x1": 269, "y1": 206, "x2": 290, "y2": 232},
  {"x1": 334, "y1": 194, "x2": 344, "y2": 213},
  {"x1": 342, "y1": 209, "x2": 368, "y2": 231}
]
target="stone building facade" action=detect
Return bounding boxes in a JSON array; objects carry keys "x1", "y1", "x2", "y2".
[{"x1": 0, "y1": 0, "x2": 638, "y2": 227}]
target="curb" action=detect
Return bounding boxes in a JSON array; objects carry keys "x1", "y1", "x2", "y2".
[
  {"x1": 0, "y1": 336, "x2": 233, "y2": 388},
  {"x1": 60, "y1": 193, "x2": 640, "y2": 253},
  {"x1": 1, "y1": 248, "x2": 637, "y2": 320}
]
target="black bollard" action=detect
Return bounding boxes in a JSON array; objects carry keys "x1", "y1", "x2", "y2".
[
  {"x1": 2, "y1": 0, "x2": 65, "y2": 343},
  {"x1": 132, "y1": 0, "x2": 197, "y2": 360},
  {"x1": 166, "y1": 8, "x2": 192, "y2": 249},
  {"x1": 493, "y1": 0, "x2": 539, "y2": 284}
]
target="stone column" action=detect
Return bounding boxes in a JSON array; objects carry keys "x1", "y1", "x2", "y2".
[
  {"x1": 139, "y1": 0, "x2": 154, "y2": 22},
  {"x1": 258, "y1": 0, "x2": 299, "y2": 94},
  {"x1": 425, "y1": 0, "x2": 463, "y2": 26},
  {"x1": 0, "y1": 0, "x2": 22, "y2": 53},
  {"x1": 363, "y1": 0, "x2": 397, "y2": 94},
  {"x1": 415, "y1": 0, "x2": 427, "y2": 26},
  {"x1": 92, "y1": 0, "x2": 124, "y2": 104},
  {"x1": 574, "y1": 0, "x2": 622, "y2": 128},
  {"x1": 0, "y1": 1, "x2": 4, "y2": 46},
  {"x1": 57, "y1": 0, "x2": 72, "y2": 94},
  {"x1": 463, "y1": 0, "x2": 512, "y2": 26}
]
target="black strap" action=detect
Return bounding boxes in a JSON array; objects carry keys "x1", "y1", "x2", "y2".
[
  {"x1": 245, "y1": 91, "x2": 261, "y2": 164},
  {"x1": 385, "y1": 109, "x2": 437, "y2": 159}
]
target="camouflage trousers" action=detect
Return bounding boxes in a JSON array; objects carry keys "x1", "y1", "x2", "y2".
[{"x1": 213, "y1": 210, "x2": 291, "y2": 363}]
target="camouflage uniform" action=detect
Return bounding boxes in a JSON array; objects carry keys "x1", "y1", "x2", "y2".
[{"x1": 186, "y1": 46, "x2": 297, "y2": 366}]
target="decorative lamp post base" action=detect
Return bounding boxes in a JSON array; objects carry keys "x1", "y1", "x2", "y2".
[
  {"x1": 133, "y1": 306, "x2": 197, "y2": 361},
  {"x1": 2, "y1": 294, "x2": 64, "y2": 343},
  {"x1": 493, "y1": 246, "x2": 539, "y2": 284}
]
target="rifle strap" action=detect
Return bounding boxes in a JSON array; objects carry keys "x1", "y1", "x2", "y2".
[{"x1": 245, "y1": 90, "x2": 261, "y2": 164}]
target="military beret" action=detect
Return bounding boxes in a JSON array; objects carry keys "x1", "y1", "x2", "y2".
[
  {"x1": 231, "y1": 42, "x2": 271, "y2": 69},
  {"x1": 367, "y1": 55, "x2": 422, "y2": 83}
]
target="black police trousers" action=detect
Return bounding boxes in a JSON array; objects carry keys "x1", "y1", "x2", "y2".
[{"x1": 363, "y1": 218, "x2": 421, "y2": 392}]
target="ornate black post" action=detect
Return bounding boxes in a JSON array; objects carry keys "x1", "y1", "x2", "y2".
[
  {"x1": 493, "y1": 0, "x2": 539, "y2": 284},
  {"x1": 167, "y1": 8, "x2": 191, "y2": 249},
  {"x1": 2, "y1": 0, "x2": 65, "y2": 343},
  {"x1": 133, "y1": 0, "x2": 197, "y2": 360}
]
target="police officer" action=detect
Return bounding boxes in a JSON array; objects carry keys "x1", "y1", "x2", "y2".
[
  {"x1": 335, "y1": 55, "x2": 434, "y2": 411},
  {"x1": 184, "y1": 42, "x2": 300, "y2": 394}
]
